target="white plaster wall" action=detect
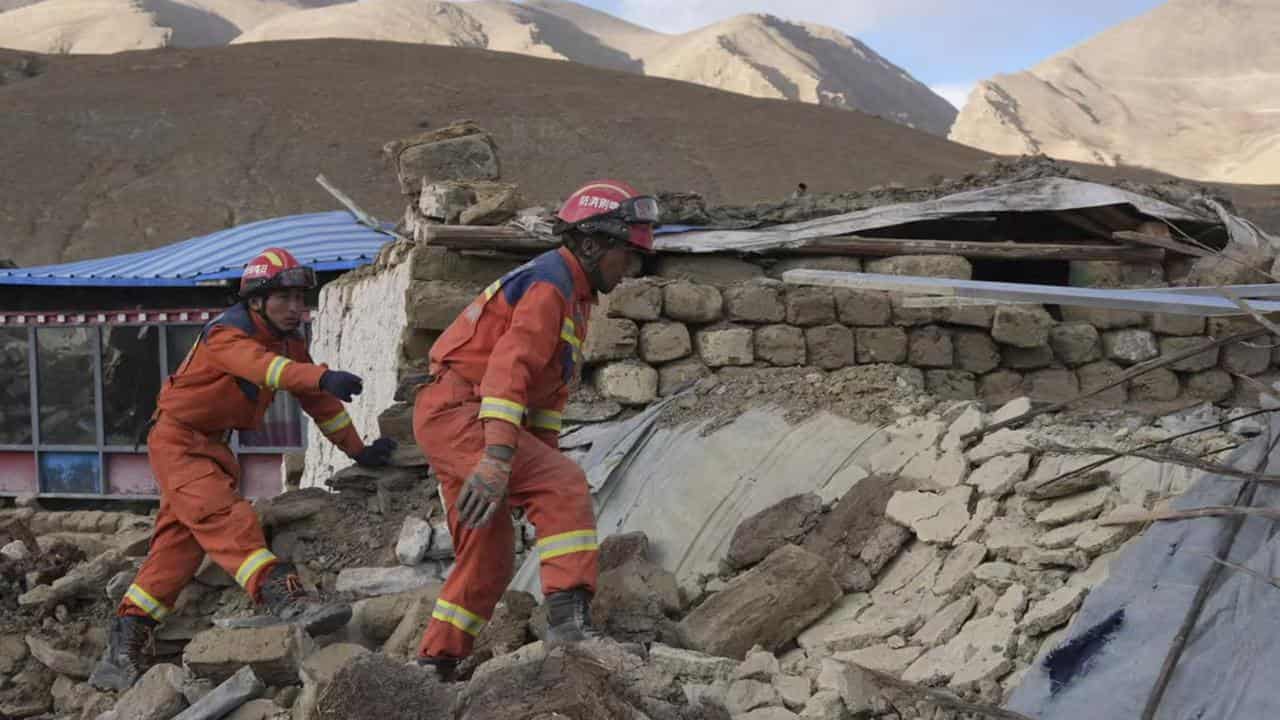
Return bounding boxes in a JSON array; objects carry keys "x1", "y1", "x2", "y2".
[{"x1": 301, "y1": 243, "x2": 413, "y2": 488}]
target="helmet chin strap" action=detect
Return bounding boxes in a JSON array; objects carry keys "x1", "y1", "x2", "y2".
[{"x1": 248, "y1": 298, "x2": 288, "y2": 337}]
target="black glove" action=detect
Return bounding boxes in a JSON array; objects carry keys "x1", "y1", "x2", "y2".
[
  {"x1": 354, "y1": 437, "x2": 397, "y2": 467},
  {"x1": 319, "y1": 370, "x2": 363, "y2": 402}
]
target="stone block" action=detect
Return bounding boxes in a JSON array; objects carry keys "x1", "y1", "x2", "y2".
[
  {"x1": 1049, "y1": 323, "x2": 1102, "y2": 367},
  {"x1": 890, "y1": 296, "x2": 945, "y2": 326},
  {"x1": 1076, "y1": 360, "x2": 1128, "y2": 405},
  {"x1": 1208, "y1": 316, "x2": 1261, "y2": 337},
  {"x1": 639, "y1": 322, "x2": 692, "y2": 364},
  {"x1": 697, "y1": 326, "x2": 755, "y2": 367},
  {"x1": 664, "y1": 281, "x2": 724, "y2": 323},
  {"x1": 404, "y1": 281, "x2": 482, "y2": 330},
  {"x1": 725, "y1": 679, "x2": 782, "y2": 715},
  {"x1": 394, "y1": 516, "x2": 433, "y2": 566},
  {"x1": 1001, "y1": 344, "x2": 1055, "y2": 370},
  {"x1": 1130, "y1": 367, "x2": 1181, "y2": 401},
  {"x1": 855, "y1": 327, "x2": 907, "y2": 364},
  {"x1": 335, "y1": 566, "x2": 445, "y2": 598},
  {"x1": 724, "y1": 282, "x2": 787, "y2": 323},
  {"x1": 768, "y1": 256, "x2": 863, "y2": 278},
  {"x1": 658, "y1": 357, "x2": 712, "y2": 395},
  {"x1": 979, "y1": 370, "x2": 1025, "y2": 407},
  {"x1": 656, "y1": 255, "x2": 764, "y2": 286},
  {"x1": 607, "y1": 279, "x2": 663, "y2": 321},
  {"x1": 583, "y1": 318, "x2": 638, "y2": 364},
  {"x1": 992, "y1": 305, "x2": 1054, "y2": 348},
  {"x1": 1150, "y1": 313, "x2": 1206, "y2": 336},
  {"x1": 183, "y1": 625, "x2": 312, "y2": 686},
  {"x1": 953, "y1": 330, "x2": 1000, "y2": 373},
  {"x1": 866, "y1": 255, "x2": 972, "y2": 279},
  {"x1": 1068, "y1": 261, "x2": 1163, "y2": 288},
  {"x1": 908, "y1": 326, "x2": 952, "y2": 368},
  {"x1": 1102, "y1": 329, "x2": 1159, "y2": 365},
  {"x1": 1025, "y1": 368, "x2": 1080, "y2": 404},
  {"x1": 1060, "y1": 306, "x2": 1146, "y2": 329},
  {"x1": 925, "y1": 370, "x2": 977, "y2": 400},
  {"x1": 786, "y1": 288, "x2": 837, "y2": 326},
  {"x1": 1223, "y1": 340, "x2": 1271, "y2": 376},
  {"x1": 594, "y1": 360, "x2": 659, "y2": 405},
  {"x1": 805, "y1": 325, "x2": 855, "y2": 370},
  {"x1": 391, "y1": 128, "x2": 499, "y2": 193},
  {"x1": 1159, "y1": 336, "x2": 1219, "y2": 372},
  {"x1": 649, "y1": 644, "x2": 737, "y2": 684},
  {"x1": 1185, "y1": 369, "x2": 1234, "y2": 402},
  {"x1": 680, "y1": 545, "x2": 842, "y2": 660},
  {"x1": 410, "y1": 246, "x2": 521, "y2": 286},
  {"x1": 942, "y1": 303, "x2": 996, "y2": 329},
  {"x1": 727, "y1": 494, "x2": 824, "y2": 570},
  {"x1": 834, "y1": 290, "x2": 891, "y2": 326},
  {"x1": 115, "y1": 664, "x2": 188, "y2": 720},
  {"x1": 378, "y1": 403, "x2": 414, "y2": 445},
  {"x1": 756, "y1": 325, "x2": 807, "y2": 366}
]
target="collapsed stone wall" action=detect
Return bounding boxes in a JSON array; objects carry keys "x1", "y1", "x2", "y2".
[{"x1": 302, "y1": 242, "x2": 415, "y2": 488}]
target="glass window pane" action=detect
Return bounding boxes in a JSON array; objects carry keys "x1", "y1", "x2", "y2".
[
  {"x1": 0, "y1": 328, "x2": 32, "y2": 444},
  {"x1": 39, "y1": 451, "x2": 100, "y2": 494},
  {"x1": 102, "y1": 325, "x2": 161, "y2": 446},
  {"x1": 37, "y1": 327, "x2": 97, "y2": 445},
  {"x1": 240, "y1": 392, "x2": 305, "y2": 448},
  {"x1": 165, "y1": 325, "x2": 203, "y2": 375}
]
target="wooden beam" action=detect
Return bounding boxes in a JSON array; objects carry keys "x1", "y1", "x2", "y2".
[
  {"x1": 1113, "y1": 230, "x2": 1215, "y2": 259},
  {"x1": 423, "y1": 224, "x2": 555, "y2": 252},
  {"x1": 783, "y1": 237, "x2": 1164, "y2": 262}
]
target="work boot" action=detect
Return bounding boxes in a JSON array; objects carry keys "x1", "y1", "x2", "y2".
[
  {"x1": 88, "y1": 615, "x2": 157, "y2": 691},
  {"x1": 415, "y1": 656, "x2": 459, "y2": 683},
  {"x1": 544, "y1": 588, "x2": 602, "y2": 647},
  {"x1": 257, "y1": 562, "x2": 352, "y2": 636}
]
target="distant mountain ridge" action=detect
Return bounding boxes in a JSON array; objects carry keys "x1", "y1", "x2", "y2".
[
  {"x1": 950, "y1": 0, "x2": 1280, "y2": 183},
  {"x1": 0, "y1": 0, "x2": 957, "y2": 135}
]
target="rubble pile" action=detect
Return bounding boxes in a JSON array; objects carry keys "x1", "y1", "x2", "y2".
[{"x1": 2, "y1": 387, "x2": 1258, "y2": 719}]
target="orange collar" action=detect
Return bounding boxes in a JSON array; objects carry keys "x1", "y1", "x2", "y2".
[{"x1": 557, "y1": 246, "x2": 596, "y2": 304}]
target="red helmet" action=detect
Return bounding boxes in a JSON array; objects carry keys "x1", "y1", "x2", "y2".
[
  {"x1": 556, "y1": 179, "x2": 659, "y2": 254},
  {"x1": 239, "y1": 247, "x2": 317, "y2": 298}
]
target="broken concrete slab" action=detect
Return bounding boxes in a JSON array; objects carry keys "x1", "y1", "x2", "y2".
[
  {"x1": 899, "y1": 447, "x2": 969, "y2": 491},
  {"x1": 993, "y1": 584, "x2": 1029, "y2": 622},
  {"x1": 1034, "y1": 487, "x2": 1113, "y2": 527},
  {"x1": 967, "y1": 453, "x2": 1032, "y2": 498},
  {"x1": 681, "y1": 544, "x2": 841, "y2": 660},
  {"x1": 815, "y1": 659, "x2": 880, "y2": 717},
  {"x1": 885, "y1": 486, "x2": 972, "y2": 545},
  {"x1": 735, "y1": 650, "x2": 782, "y2": 682},
  {"x1": 1021, "y1": 585, "x2": 1088, "y2": 636},
  {"x1": 1016, "y1": 454, "x2": 1112, "y2": 500},
  {"x1": 648, "y1": 644, "x2": 737, "y2": 685},
  {"x1": 797, "y1": 603, "x2": 921, "y2": 654},
  {"x1": 831, "y1": 644, "x2": 925, "y2": 675},
  {"x1": 773, "y1": 674, "x2": 811, "y2": 711},
  {"x1": 966, "y1": 429, "x2": 1034, "y2": 463},
  {"x1": 912, "y1": 595, "x2": 977, "y2": 648},
  {"x1": 983, "y1": 515, "x2": 1040, "y2": 562},
  {"x1": 932, "y1": 542, "x2": 987, "y2": 596},
  {"x1": 182, "y1": 625, "x2": 313, "y2": 686},
  {"x1": 335, "y1": 565, "x2": 445, "y2": 598},
  {"x1": 726, "y1": 679, "x2": 782, "y2": 715},
  {"x1": 25, "y1": 633, "x2": 94, "y2": 679},
  {"x1": 395, "y1": 516, "x2": 433, "y2": 566},
  {"x1": 1036, "y1": 520, "x2": 1096, "y2": 550},
  {"x1": 902, "y1": 614, "x2": 1017, "y2": 690}
]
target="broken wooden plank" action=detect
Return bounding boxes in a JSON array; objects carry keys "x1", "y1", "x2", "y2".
[
  {"x1": 1113, "y1": 230, "x2": 1216, "y2": 259},
  {"x1": 784, "y1": 237, "x2": 1165, "y2": 262},
  {"x1": 423, "y1": 225, "x2": 555, "y2": 252}
]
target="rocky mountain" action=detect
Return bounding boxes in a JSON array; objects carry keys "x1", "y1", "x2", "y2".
[
  {"x1": 0, "y1": 0, "x2": 956, "y2": 136},
  {"x1": 950, "y1": 0, "x2": 1280, "y2": 184}
]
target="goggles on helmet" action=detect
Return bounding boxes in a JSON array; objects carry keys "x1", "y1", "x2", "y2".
[
  {"x1": 616, "y1": 196, "x2": 661, "y2": 226},
  {"x1": 273, "y1": 266, "x2": 317, "y2": 289}
]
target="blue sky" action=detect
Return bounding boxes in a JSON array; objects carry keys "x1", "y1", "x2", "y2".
[{"x1": 586, "y1": 0, "x2": 1167, "y2": 108}]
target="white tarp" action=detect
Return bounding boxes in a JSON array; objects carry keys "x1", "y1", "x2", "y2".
[{"x1": 655, "y1": 177, "x2": 1217, "y2": 254}]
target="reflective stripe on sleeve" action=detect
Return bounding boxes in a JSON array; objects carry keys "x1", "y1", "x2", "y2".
[
  {"x1": 234, "y1": 548, "x2": 278, "y2": 588},
  {"x1": 431, "y1": 599, "x2": 486, "y2": 637},
  {"x1": 265, "y1": 356, "x2": 292, "y2": 389},
  {"x1": 528, "y1": 409, "x2": 563, "y2": 433},
  {"x1": 124, "y1": 584, "x2": 171, "y2": 621},
  {"x1": 536, "y1": 529, "x2": 599, "y2": 562},
  {"x1": 318, "y1": 410, "x2": 353, "y2": 434},
  {"x1": 478, "y1": 397, "x2": 525, "y2": 425}
]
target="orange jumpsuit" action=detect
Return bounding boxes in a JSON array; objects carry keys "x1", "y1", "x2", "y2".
[
  {"x1": 415, "y1": 246, "x2": 599, "y2": 660},
  {"x1": 119, "y1": 303, "x2": 366, "y2": 622}
]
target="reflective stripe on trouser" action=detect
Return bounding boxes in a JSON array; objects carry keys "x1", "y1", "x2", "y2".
[
  {"x1": 119, "y1": 419, "x2": 278, "y2": 619},
  {"x1": 412, "y1": 379, "x2": 599, "y2": 660}
]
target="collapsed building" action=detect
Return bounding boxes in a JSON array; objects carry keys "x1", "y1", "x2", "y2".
[{"x1": 4, "y1": 121, "x2": 1280, "y2": 720}]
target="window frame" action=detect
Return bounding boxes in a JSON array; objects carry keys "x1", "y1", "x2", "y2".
[{"x1": 0, "y1": 314, "x2": 310, "y2": 498}]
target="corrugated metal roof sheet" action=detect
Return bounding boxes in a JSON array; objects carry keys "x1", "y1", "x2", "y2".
[{"x1": 0, "y1": 211, "x2": 397, "y2": 287}]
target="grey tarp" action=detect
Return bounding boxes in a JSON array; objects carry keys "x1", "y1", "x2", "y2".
[
  {"x1": 511, "y1": 407, "x2": 887, "y2": 597},
  {"x1": 654, "y1": 177, "x2": 1218, "y2": 255},
  {"x1": 1009, "y1": 417, "x2": 1280, "y2": 719}
]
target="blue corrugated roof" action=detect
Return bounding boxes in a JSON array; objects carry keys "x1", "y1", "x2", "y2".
[{"x1": 0, "y1": 211, "x2": 397, "y2": 287}]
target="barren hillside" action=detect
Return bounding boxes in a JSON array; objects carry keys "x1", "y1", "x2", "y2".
[
  {"x1": 950, "y1": 0, "x2": 1280, "y2": 184},
  {"x1": 0, "y1": 40, "x2": 990, "y2": 267}
]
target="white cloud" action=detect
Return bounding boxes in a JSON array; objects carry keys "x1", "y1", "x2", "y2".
[
  {"x1": 611, "y1": 0, "x2": 948, "y2": 35},
  {"x1": 929, "y1": 82, "x2": 976, "y2": 110}
]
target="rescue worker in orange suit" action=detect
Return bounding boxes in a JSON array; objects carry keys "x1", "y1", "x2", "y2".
[
  {"x1": 413, "y1": 180, "x2": 660, "y2": 678},
  {"x1": 90, "y1": 247, "x2": 396, "y2": 691}
]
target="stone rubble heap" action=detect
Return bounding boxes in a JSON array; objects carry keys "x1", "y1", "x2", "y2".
[{"x1": 1, "y1": 392, "x2": 1256, "y2": 719}]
